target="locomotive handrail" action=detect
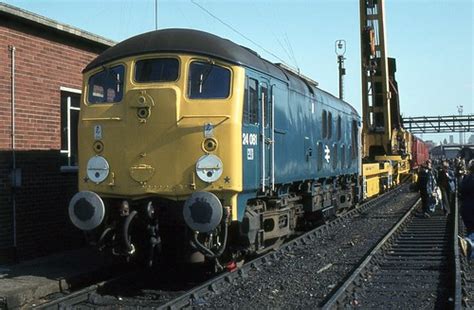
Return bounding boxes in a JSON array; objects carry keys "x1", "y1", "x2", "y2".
[
  {"x1": 83, "y1": 117, "x2": 122, "y2": 121},
  {"x1": 177, "y1": 114, "x2": 230, "y2": 124}
]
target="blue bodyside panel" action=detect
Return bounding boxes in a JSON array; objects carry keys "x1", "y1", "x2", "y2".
[{"x1": 239, "y1": 67, "x2": 361, "y2": 221}]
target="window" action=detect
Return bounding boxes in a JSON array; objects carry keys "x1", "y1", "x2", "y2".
[
  {"x1": 341, "y1": 145, "x2": 345, "y2": 168},
  {"x1": 337, "y1": 116, "x2": 342, "y2": 140},
  {"x1": 317, "y1": 142, "x2": 323, "y2": 170},
  {"x1": 347, "y1": 146, "x2": 352, "y2": 168},
  {"x1": 88, "y1": 65, "x2": 125, "y2": 103},
  {"x1": 188, "y1": 61, "x2": 230, "y2": 99},
  {"x1": 60, "y1": 88, "x2": 81, "y2": 169},
  {"x1": 328, "y1": 112, "x2": 333, "y2": 139},
  {"x1": 322, "y1": 110, "x2": 327, "y2": 139},
  {"x1": 244, "y1": 77, "x2": 258, "y2": 124},
  {"x1": 333, "y1": 144, "x2": 338, "y2": 169},
  {"x1": 135, "y1": 58, "x2": 179, "y2": 82},
  {"x1": 261, "y1": 83, "x2": 269, "y2": 126}
]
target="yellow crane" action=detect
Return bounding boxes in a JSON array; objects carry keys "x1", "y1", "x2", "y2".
[{"x1": 359, "y1": 0, "x2": 412, "y2": 198}]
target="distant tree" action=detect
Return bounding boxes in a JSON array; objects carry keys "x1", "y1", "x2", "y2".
[{"x1": 443, "y1": 138, "x2": 448, "y2": 145}]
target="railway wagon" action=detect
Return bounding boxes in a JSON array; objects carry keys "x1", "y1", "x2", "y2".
[
  {"x1": 411, "y1": 136, "x2": 429, "y2": 169},
  {"x1": 68, "y1": 29, "x2": 361, "y2": 267}
]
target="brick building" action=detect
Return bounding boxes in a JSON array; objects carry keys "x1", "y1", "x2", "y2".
[{"x1": 0, "y1": 3, "x2": 114, "y2": 262}]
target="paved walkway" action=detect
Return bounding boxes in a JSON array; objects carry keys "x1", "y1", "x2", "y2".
[{"x1": 0, "y1": 247, "x2": 118, "y2": 309}]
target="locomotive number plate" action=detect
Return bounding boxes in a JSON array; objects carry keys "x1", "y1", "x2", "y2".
[{"x1": 242, "y1": 133, "x2": 258, "y2": 146}]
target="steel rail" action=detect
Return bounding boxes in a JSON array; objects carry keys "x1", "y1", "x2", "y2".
[
  {"x1": 158, "y1": 184, "x2": 409, "y2": 310},
  {"x1": 33, "y1": 272, "x2": 136, "y2": 309},
  {"x1": 321, "y1": 193, "x2": 461, "y2": 309},
  {"x1": 321, "y1": 197, "x2": 420, "y2": 309},
  {"x1": 453, "y1": 189, "x2": 462, "y2": 309}
]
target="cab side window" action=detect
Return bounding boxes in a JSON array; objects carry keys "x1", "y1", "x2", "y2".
[
  {"x1": 244, "y1": 77, "x2": 258, "y2": 124},
  {"x1": 261, "y1": 83, "x2": 269, "y2": 126}
]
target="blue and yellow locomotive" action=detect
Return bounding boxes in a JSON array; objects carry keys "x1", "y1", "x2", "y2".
[{"x1": 68, "y1": 29, "x2": 361, "y2": 267}]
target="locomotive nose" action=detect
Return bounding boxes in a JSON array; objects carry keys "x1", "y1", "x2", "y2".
[
  {"x1": 68, "y1": 191, "x2": 105, "y2": 231},
  {"x1": 183, "y1": 192, "x2": 223, "y2": 233}
]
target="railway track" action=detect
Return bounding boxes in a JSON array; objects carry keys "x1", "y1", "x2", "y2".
[
  {"x1": 321, "y1": 197, "x2": 462, "y2": 309},
  {"x1": 460, "y1": 207, "x2": 474, "y2": 308},
  {"x1": 157, "y1": 185, "x2": 412, "y2": 309},
  {"x1": 34, "y1": 184, "x2": 433, "y2": 309}
]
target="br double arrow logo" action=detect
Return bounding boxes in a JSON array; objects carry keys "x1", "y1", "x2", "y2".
[{"x1": 324, "y1": 145, "x2": 331, "y2": 163}]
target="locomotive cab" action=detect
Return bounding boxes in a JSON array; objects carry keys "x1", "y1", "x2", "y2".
[{"x1": 69, "y1": 48, "x2": 246, "y2": 265}]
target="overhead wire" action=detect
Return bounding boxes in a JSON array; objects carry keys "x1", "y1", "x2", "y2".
[
  {"x1": 190, "y1": 0, "x2": 288, "y2": 65},
  {"x1": 267, "y1": 5, "x2": 298, "y2": 70},
  {"x1": 284, "y1": 32, "x2": 300, "y2": 72}
]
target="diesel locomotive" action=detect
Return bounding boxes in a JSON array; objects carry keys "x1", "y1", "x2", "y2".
[{"x1": 68, "y1": 29, "x2": 361, "y2": 267}]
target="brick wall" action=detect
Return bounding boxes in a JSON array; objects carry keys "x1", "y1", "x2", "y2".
[
  {"x1": 0, "y1": 153, "x2": 13, "y2": 263},
  {"x1": 0, "y1": 151, "x2": 84, "y2": 262},
  {"x1": 0, "y1": 16, "x2": 109, "y2": 262},
  {"x1": 0, "y1": 20, "x2": 102, "y2": 150}
]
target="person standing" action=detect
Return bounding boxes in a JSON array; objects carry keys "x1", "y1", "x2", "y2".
[
  {"x1": 437, "y1": 160, "x2": 455, "y2": 215},
  {"x1": 455, "y1": 156, "x2": 467, "y2": 185},
  {"x1": 418, "y1": 160, "x2": 437, "y2": 217},
  {"x1": 460, "y1": 159, "x2": 474, "y2": 259}
]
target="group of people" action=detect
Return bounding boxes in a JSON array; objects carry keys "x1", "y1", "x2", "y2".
[{"x1": 417, "y1": 156, "x2": 474, "y2": 260}]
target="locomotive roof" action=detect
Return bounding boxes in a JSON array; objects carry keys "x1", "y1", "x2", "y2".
[
  {"x1": 84, "y1": 29, "x2": 311, "y2": 91},
  {"x1": 84, "y1": 28, "x2": 357, "y2": 115},
  {"x1": 84, "y1": 28, "x2": 282, "y2": 77}
]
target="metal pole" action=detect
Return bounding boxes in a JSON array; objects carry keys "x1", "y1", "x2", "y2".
[
  {"x1": 338, "y1": 55, "x2": 344, "y2": 100},
  {"x1": 155, "y1": 0, "x2": 158, "y2": 30},
  {"x1": 457, "y1": 105, "x2": 463, "y2": 144},
  {"x1": 335, "y1": 40, "x2": 346, "y2": 100}
]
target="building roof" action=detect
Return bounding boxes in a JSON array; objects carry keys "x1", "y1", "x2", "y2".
[{"x1": 0, "y1": 2, "x2": 115, "y2": 48}]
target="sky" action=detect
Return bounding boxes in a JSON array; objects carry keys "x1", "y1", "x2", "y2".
[{"x1": 3, "y1": 0, "x2": 473, "y2": 144}]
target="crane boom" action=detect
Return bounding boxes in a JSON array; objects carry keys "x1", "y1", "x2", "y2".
[
  {"x1": 360, "y1": 0, "x2": 406, "y2": 159},
  {"x1": 359, "y1": 0, "x2": 412, "y2": 195}
]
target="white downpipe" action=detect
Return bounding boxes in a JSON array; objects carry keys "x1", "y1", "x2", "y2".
[
  {"x1": 67, "y1": 97, "x2": 71, "y2": 166},
  {"x1": 9, "y1": 45, "x2": 17, "y2": 249}
]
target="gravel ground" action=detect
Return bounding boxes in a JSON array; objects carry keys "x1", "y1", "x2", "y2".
[{"x1": 197, "y1": 189, "x2": 419, "y2": 309}]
